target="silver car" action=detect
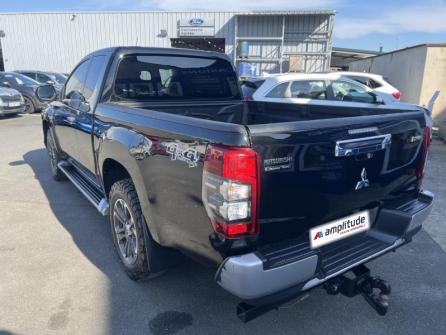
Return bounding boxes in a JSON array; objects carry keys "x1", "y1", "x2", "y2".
[{"x1": 0, "y1": 87, "x2": 25, "y2": 116}]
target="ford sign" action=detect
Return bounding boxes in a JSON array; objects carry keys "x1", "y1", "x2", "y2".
[{"x1": 189, "y1": 18, "x2": 204, "y2": 26}]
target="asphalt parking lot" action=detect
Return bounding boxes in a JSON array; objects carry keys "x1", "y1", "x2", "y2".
[{"x1": 1, "y1": 114, "x2": 446, "y2": 335}]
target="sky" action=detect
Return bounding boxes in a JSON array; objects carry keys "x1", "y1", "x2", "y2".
[{"x1": 1, "y1": 0, "x2": 446, "y2": 52}]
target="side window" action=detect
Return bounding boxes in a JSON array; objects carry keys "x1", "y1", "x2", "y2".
[
  {"x1": 290, "y1": 80, "x2": 326, "y2": 100},
  {"x1": 368, "y1": 79, "x2": 382, "y2": 89},
  {"x1": 64, "y1": 60, "x2": 90, "y2": 100},
  {"x1": 347, "y1": 75, "x2": 370, "y2": 87},
  {"x1": 36, "y1": 73, "x2": 50, "y2": 83},
  {"x1": 331, "y1": 80, "x2": 375, "y2": 104},
  {"x1": 23, "y1": 72, "x2": 36, "y2": 80},
  {"x1": 83, "y1": 55, "x2": 107, "y2": 102},
  {"x1": 266, "y1": 82, "x2": 289, "y2": 98}
]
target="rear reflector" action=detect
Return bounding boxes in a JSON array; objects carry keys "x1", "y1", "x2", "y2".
[
  {"x1": 417, "y1": 126, "x2": 431, "y2": 188},
  {"x1": 392, "y1": 91, "x2": 401, "y2": 100},
  {"x1": 202, "y1": 145, "x2": 259, "y2": 238}
]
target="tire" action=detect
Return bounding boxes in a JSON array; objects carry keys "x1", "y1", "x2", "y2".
[
  {"x1": 23, "y1": 97, "x2": 36, "y2": 114},
  {"x1": 109, "y1": 179, "x2": 157, "y2": 280},
  {"x1": 46, "y1": 128, "x2": 67, "y2": 181}
]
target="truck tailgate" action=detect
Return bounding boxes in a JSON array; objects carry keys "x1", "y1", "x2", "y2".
[{"x1": 247, "y1": 110, "x2": 427, "y2": 244}]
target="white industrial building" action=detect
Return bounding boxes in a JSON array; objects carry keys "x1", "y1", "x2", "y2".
[
  {"x1": 0, "y1": 10, "x2": 335, "y2": 75},
  {"x1": 349, "y1": 44, "x2": 446, "y2": 124}
]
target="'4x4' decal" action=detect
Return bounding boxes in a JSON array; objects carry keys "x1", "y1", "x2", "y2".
[{"x1": 165, "y1": 142, "x2": 199, "y2": 168}]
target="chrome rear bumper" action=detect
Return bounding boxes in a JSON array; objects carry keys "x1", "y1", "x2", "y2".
[{"x1": 216, "y1": 191, "x2": 434, "y2": 301}]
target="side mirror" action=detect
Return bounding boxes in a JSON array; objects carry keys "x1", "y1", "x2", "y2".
[
  {"x1": 64, "y1": 91, "x2": 90, "y2": 113},
  {"x1": 36, "y1": 84, "x2": 57, "y2": 101},
  {"x1": 46, "y1": 80, "x2": 55, "y2": 85},
  {"x1": 2, "y1": 81, "x2": 11, "y2": 88},
  {"x1": 69, "y1": 98, "x2": 90, "y2": 113}
]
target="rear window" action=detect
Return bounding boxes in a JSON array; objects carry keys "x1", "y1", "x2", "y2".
[
  {"x1": 113, "y1": 55, "x2": 240, "y2": 101},
  {"x1": 368, "y1": 79, "x2": 382, "y2": 89},
  {"x1": 345, "y1": 75, "x2": 382, "y2": 89}
]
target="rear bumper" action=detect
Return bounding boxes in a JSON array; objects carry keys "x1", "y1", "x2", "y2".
[{"x1": 215, "y1": 190, "x2": 433, "y2": 301}]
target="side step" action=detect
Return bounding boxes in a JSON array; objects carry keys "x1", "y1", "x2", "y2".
[{"x1": 57, "y1": 161, "x2": 109, "y2": 216}]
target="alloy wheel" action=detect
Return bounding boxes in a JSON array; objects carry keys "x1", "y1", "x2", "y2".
[
  {"x1": 24, "y1": 99, "x2": 33, "y2": 113},
  {"x1": 113, "y1": 198, "x2": 139, "y2": 265}
]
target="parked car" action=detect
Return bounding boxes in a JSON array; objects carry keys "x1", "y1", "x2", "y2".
[
  {"x1": 16, "y1": 70, "x2": 67, "y2": 96},
  {"x1": 241, "y1": 73, "x2": 433, "y2": 137},
  {"x1": 242, "y1": 73, "x2": 401, "y2": 105},
  {"x1": 335, "y1": 71, "x2": 401, "y2": 100},
  {"x1": 0, "y1": 72, "x2": 48, "y2": 113},
  {"x1": 39, "y1": 47, "x2": 433, "y2": 322},
  {"x1": 0, "y1": 86, "x2": 25, "y2": 116}
]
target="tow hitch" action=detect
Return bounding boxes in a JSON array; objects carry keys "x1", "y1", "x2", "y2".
[
  {"x1": 324, "y1": 264, "x2": 391, "y2": 315},
  {"x1": 236, "y1": 264, "x2": 391, "y2": 323}
]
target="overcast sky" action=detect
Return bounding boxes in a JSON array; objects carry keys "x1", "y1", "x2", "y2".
[{"x1": 2, "y1": 0, "x2": 446, "y2": 52}]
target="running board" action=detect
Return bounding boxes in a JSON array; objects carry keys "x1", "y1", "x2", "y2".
[{"x1": 57, "y1": 161, "x2": 109, "y2": 216}]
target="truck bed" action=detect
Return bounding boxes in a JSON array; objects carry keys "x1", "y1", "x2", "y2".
[{"x1": 109, "y1": 99, "x2": 426, "y2": 244}]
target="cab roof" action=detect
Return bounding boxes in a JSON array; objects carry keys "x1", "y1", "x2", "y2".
[{"x1": 85, "y1": 46, "x2": 232, "y2": 62}]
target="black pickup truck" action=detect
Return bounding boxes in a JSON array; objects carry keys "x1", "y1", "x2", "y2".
[{"x1": 38, "y1": 47, "x2": 433, "y2": 321}]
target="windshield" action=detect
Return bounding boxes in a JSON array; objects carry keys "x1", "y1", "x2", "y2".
[
  {"x1": 113, "y1": 55, "x2": 240, "y2": 101},
  {"x1": 3, "y1": 73, "x2": 39, "y2": 86}
]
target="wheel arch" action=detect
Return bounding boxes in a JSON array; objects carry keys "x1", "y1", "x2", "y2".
[
  {"x1": 22, "y1": 93, "x2": 36, "y2": 109},
  {"x1": 102, "y1": 158, "x2": 131, "y2": 197},
  {"x1": 98, "y1": 132, "x2": 161, "y2": 243}
]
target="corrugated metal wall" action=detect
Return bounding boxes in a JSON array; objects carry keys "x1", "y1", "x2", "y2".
[
  {"x1": 0, "y1": 11, "x2": 235, "y2": 72},
  {"x1": 236, "y1": 14, "x2": 333, "y2": 74},
  {"x1": 0, "y1": 11, "x2": 333, "y2": 73}
]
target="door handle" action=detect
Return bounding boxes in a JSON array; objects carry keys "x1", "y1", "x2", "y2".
[{"x1": 335, "y1": 134, "x2": 391, "y2": 157}]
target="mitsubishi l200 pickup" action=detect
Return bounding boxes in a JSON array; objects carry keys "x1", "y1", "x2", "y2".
[{"x1": 38, "y1": 47, "x2": 433, "y2": 321}]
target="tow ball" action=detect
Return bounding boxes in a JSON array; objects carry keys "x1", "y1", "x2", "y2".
[{"x1": 324, "y1": 264, "x2": 391, "y2": 316}]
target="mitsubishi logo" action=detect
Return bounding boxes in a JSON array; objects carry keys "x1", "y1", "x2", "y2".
[{"x1": 355, "y1": 168, "x2": 370, "y2": 190}]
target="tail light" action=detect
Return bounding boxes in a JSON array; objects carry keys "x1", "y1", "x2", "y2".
[
  {"x1": 392, "y1": 91, "x2": 401, "y2": 100},
  {"x1": 202, "y1": 145, "x2": 259, "y2": 238},
  {"x1": 417, "y1": 126, "x2": 431, "y2": 188}
]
